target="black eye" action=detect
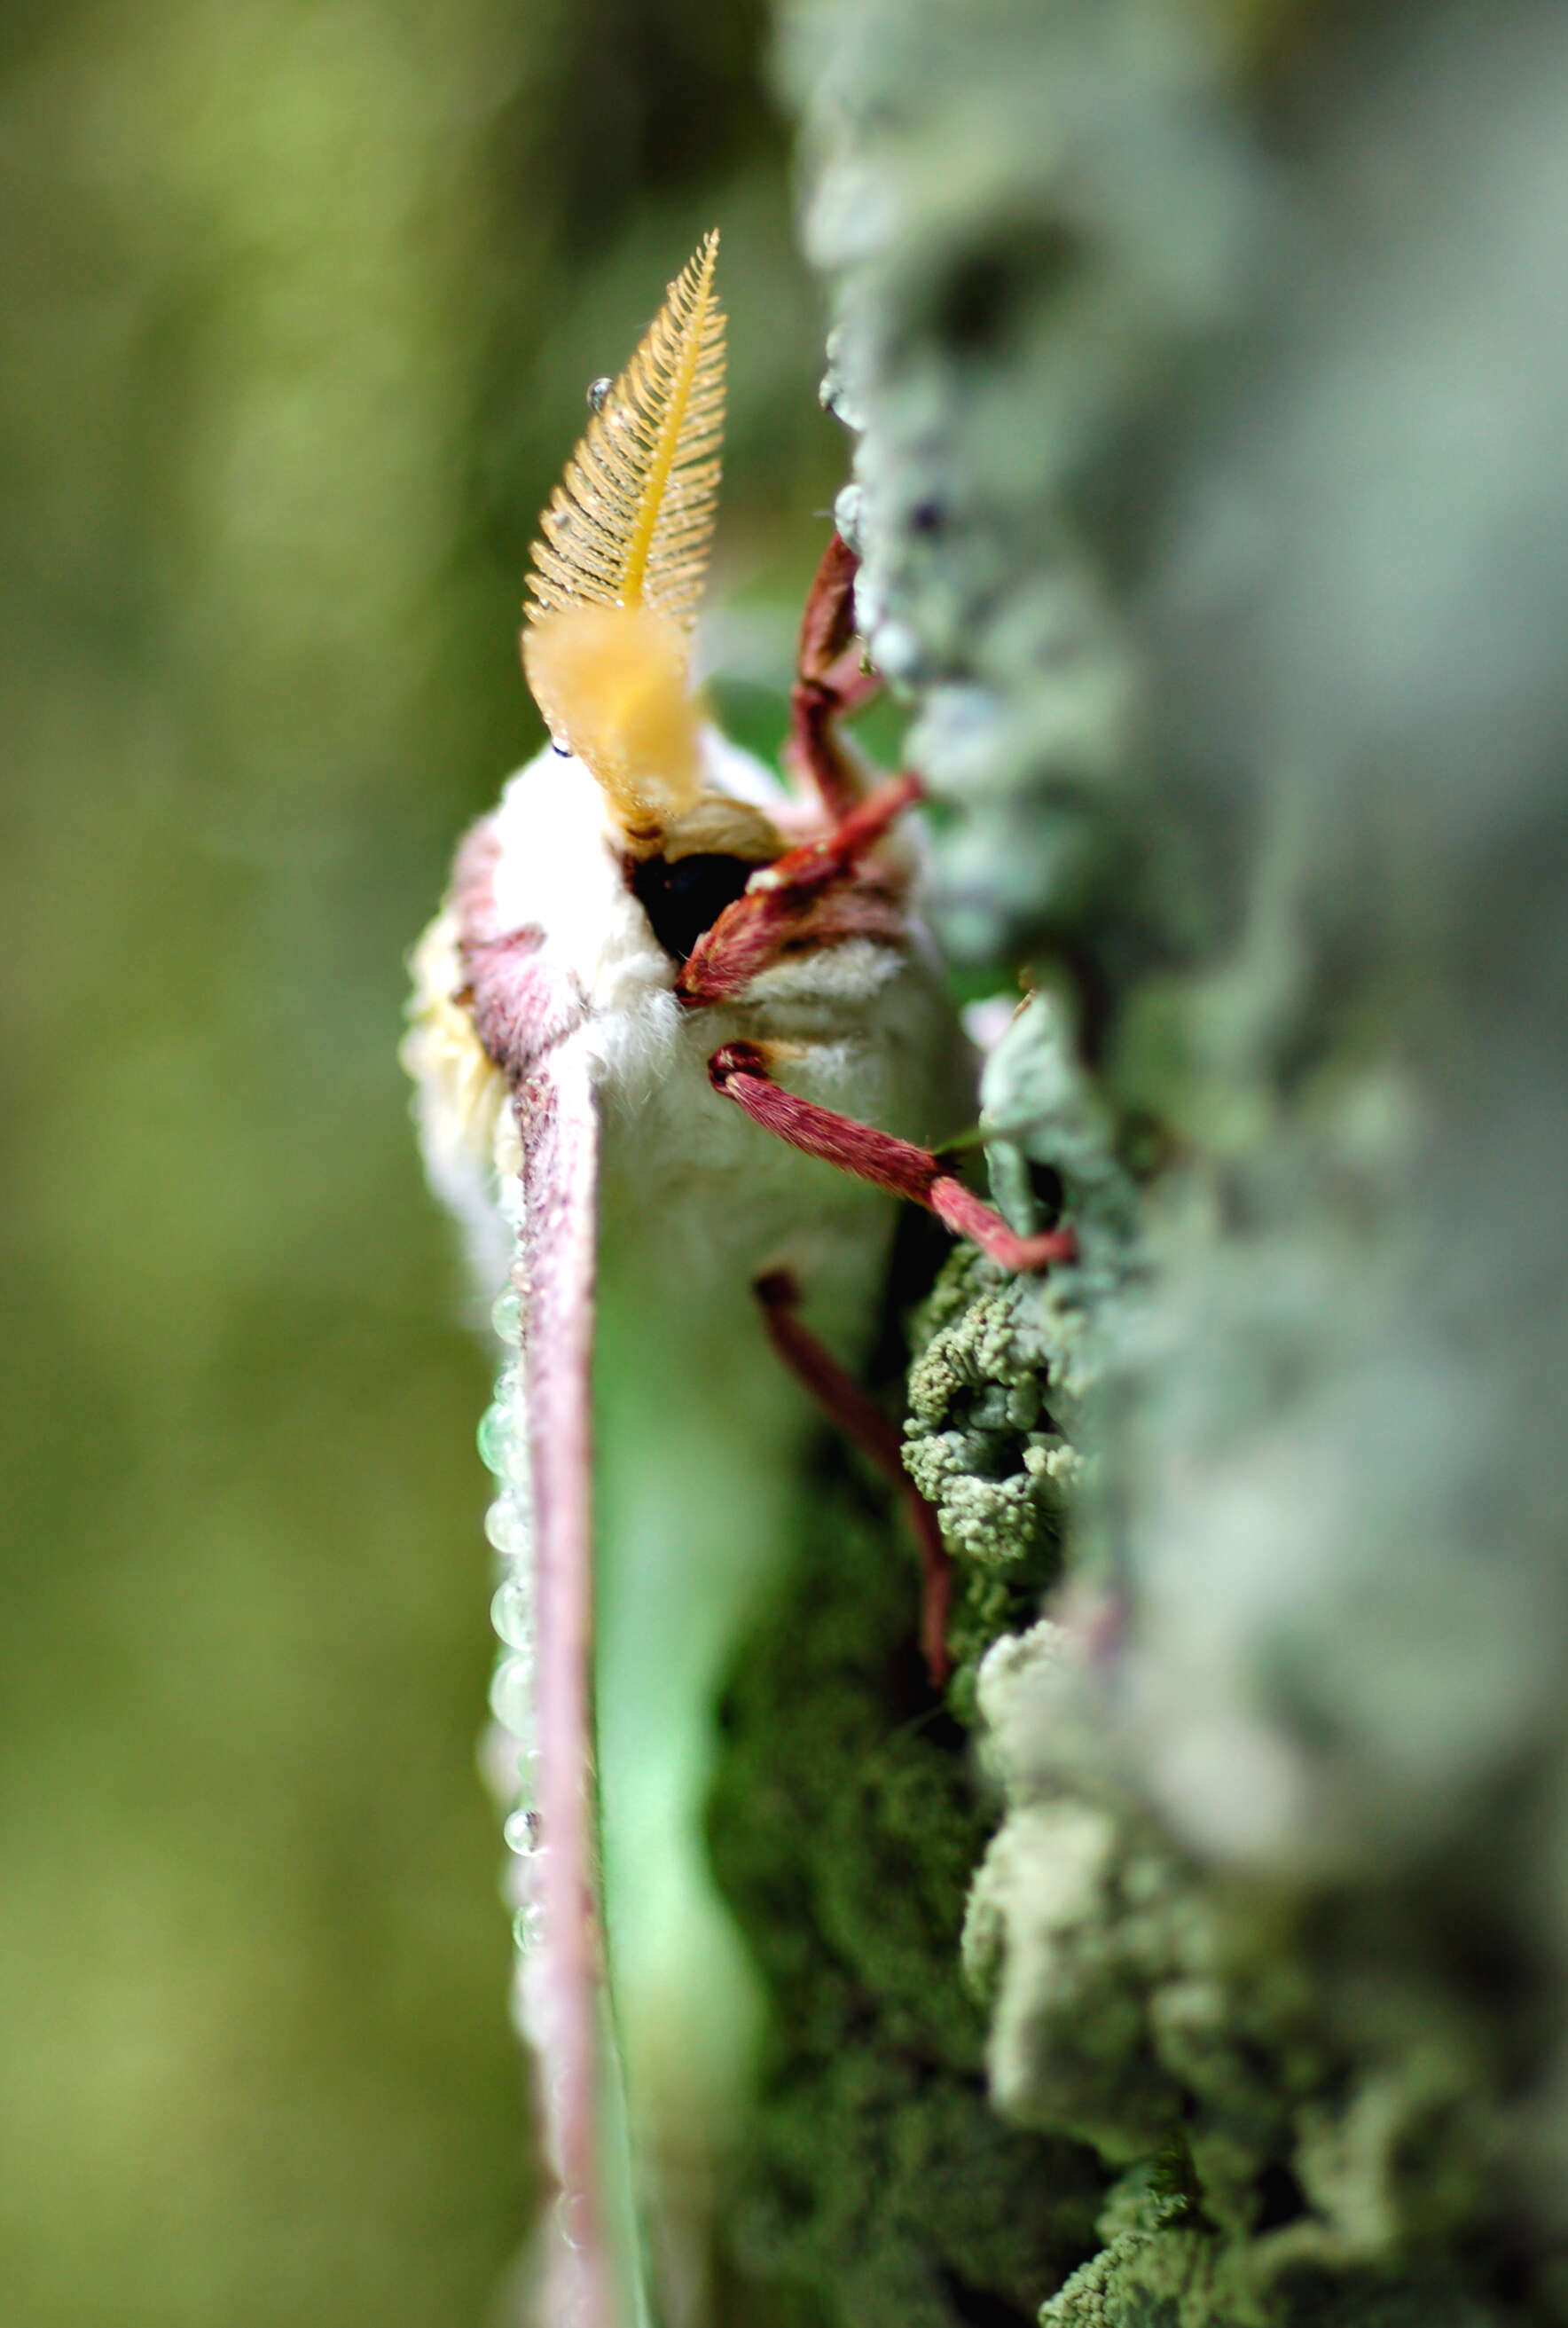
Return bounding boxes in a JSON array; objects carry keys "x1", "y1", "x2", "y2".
[{"x1": 631, "y1": 852, "x2": 759, "y2": 962}]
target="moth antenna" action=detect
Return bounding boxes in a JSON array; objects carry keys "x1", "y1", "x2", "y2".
[
  {"x1": 521, "y1": 231, "x2": 725, "y2": 840},
  {"x1": 523, "y1": 230, "x2": 725, "y2": 643}
]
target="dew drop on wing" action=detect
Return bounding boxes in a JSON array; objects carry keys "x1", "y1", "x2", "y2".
[
  {"x1": 477, "y1": 1399, "x2": 514, "y2": 1474},
  {"x1": 485, "y1": 1498, "x2": 526, "y2": 1557},
  {"x1": 490, "y1": 1652, "x2": 536, "y2": 1743},
  {"x1": 491, "y1": 1574, "x2": 534, "y2": 1644},
  {"x1": 504, "y1": 1807, "x2": 543, "y2": 1855}
]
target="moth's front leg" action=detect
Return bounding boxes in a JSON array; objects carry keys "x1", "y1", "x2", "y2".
[
  {"x1": 755, "y1": 1268, "x2": 952, "y2": 1686},
  {"x1": 677, "y1": 770, "x2": 921, "y2": 1007},
  {"x1": 787, "y1": 530, "x2": 882, "y2": 820},
  {"x1": 685, "y1": 524, "x2": 1076, "y2": 1274},
  {"x1": 709, "y1": 1040, "x2": 1078, "y2": 1276}
]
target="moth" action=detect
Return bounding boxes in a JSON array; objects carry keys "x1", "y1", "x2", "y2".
[{"x1": 403, "y1": 231, "x2": 1073, "y2": 2327}]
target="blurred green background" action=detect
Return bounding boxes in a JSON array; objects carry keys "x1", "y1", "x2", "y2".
[{"x1": 0, "y1": 3, "x2": 846, "y2": 2321}]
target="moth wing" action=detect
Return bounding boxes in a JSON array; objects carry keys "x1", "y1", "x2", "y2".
[
  {"x1": 443, "y1": 820, "x2": 617, "y2": 2324},
  {"x1": 510, "y1": 1031, "x2": 615, "y2": 2328}
]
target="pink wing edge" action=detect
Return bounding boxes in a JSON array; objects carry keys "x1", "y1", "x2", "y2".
[
  {"x1": 453, "y1": 822, "x2": 620, "y2": 2328},
  {"x1": 518, "y1": 1039, "x2": 613, "y2": 2328}
]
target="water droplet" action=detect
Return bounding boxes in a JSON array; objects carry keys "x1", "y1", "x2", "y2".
[
  {"x1": 490, "y1": 1653, "x2": 536, "y2": 1743},
  {"x1": 502, "y1": 1433, "x2": 531, "y2": 1497},
  {"x1": 586, "y1": 375, "x2": 612, "y2": 412},
  {"x1": 513, "y1": 1901, "x2": 545, "y2": 1956},
  {"x1": 504, "y1": 1807, "x2": 542, "y2": 1855},
  {"x1": 484, "y1": 1498, "x2": 525, "y2": 1559},
  {"x1": 490, "y1": 1573, "x2": 533, "y2": 1646},
  {"x1": 498, "y1": 1176, "x2": 525, "y2": 1226},
  {"x1": 476, "y1": 1400, "x2": 513, "y2": 1475},
  {"x1": 490, "y1": 1285, "x2": 522, "y2": 1344}
]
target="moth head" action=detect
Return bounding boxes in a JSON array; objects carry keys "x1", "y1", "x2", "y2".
[
  {"x1": 522, "y1": 601, "x2": 782, "y2": 870},
  {"x1": 522, "y1": 601, "x2": 702, "y2": 851}
]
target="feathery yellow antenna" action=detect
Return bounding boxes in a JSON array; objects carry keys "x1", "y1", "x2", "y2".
[
  {"x1": 523, "y1": 231, "x2": 725, "y2": 641},
  {"x1": 521, "y1": 234, "x2": 725, "y2": 845}
]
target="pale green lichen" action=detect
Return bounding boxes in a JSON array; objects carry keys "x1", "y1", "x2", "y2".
[
  {"x1": 1040, "y1": 2162, "x2": 1219, "y2": 2328},
  {"x1": 1040, "y1": 2159, "x2": 1508, "y2": 2328},
  {"x1": 903, "y1": 988, "x2": 1138, "y2": 1704},
  {"x1": 780, "y1": 0, "x2": 1254, "y2": 968},
  {"x1": 962, "y1": 1616, "x2": 1503, "y2": 2317},
  {"x1": 903, "y1": 1243, "x2": 1080, "y2": 1697}
]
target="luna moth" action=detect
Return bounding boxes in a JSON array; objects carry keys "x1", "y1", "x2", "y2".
[{"x1": 403, "y1": 231, "x2": 1073, "y2": 2327}]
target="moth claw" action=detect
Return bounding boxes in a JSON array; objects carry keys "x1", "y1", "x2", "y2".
[{"x1": 708, "y1": 1039, "x2": 768, "y2": 1089}]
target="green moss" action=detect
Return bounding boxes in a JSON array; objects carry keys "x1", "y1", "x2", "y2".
[
  {"x1": 1042, "y1": 2163, "x2": 1219, "y2": 2328},
  {"x1": 707, "y1": 1469, "x2": 1105, "y2": 2324},
  {"x1": 1040, "y1": 2153, "x2": 1517, "y2": 2328}
]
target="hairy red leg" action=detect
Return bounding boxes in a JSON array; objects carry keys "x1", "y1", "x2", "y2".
[
  {"x1": 788, "y1": 531, "x2": 881, "y2": 821},
  {"x1": 710, "y1": 1042, "x2": 1078, "y2": 1276},
  {"x1": 679, "y1": 528, "x2": 927, "y2": 1008},
  {"x1": 750, "y1": 769, "x2": 924, "y2": 900},
  {"x1": 755, "y1": 1269, "x2": 952, "y2": 1687},
  {"x1": 678, "y1": 771, "x2": 922, "y2": 1007}
]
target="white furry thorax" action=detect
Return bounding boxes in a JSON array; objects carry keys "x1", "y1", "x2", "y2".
[
  {"x1": 405, "y1": 721, "x2": 973, "y2": 1335},
  {"x1": 487, "y1": 726, "x2": 783, "y2": 1120}
]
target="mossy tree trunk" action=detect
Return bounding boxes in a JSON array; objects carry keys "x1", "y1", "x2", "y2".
[{"x1": 705, "y1": 4, "x2": 1568, "y2": 2323}]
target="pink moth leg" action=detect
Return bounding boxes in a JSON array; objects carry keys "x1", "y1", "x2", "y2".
[
  {"x1": 755, "y1": 1269, "x2": 953, "y2": 1686},
  {"x1": 691, "y1": 530, "x2": 1076, "y2": 1673},
  {"x1": 711, "y1": 1042, "x2": 1078, "y2": 1276},
  {"x1": 679, "y1": 532, "x2": 918, "y2": 1005},
  {"x1": 678, "y1": 769, "x2": 921, "y2": 1007},
  {"x1": 786, "y1": 529, "x2": 882, "y2": 820},
  {"x1": 686, "y1": 531, "x2": 1078, "y2": 1273}
]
